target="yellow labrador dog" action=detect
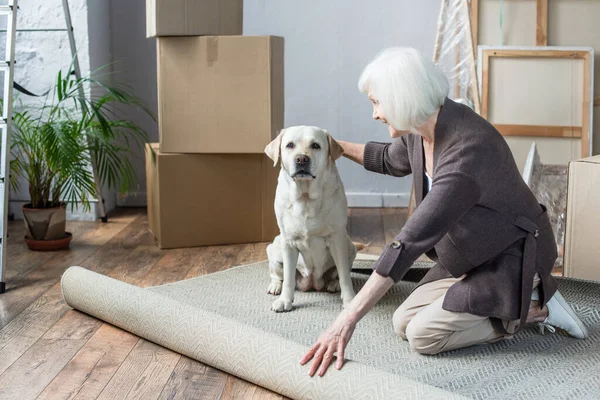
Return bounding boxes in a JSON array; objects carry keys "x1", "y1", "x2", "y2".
[{"x1": 264, "y1": 125, "x2": 363, "y2": 312}]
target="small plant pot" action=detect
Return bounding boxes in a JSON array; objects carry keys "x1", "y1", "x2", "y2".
[
  {"x1": 24, "y1": 232, "x2": 72, "y2": 251},
  {"x1": 22, "y1": 203, "x2": 70, "y2": 250}
]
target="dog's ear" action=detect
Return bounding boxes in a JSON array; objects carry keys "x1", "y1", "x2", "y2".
[
  {"x1": 264, "y1": 129, "x2": 285, "y2": 167},
  {"x1": 327, "y1": 133, "x2": 344, "y2": 162}
]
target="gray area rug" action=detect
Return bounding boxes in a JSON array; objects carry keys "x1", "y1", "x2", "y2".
[{"x1": 61, "y1": 259, "x2": 600, "y2": 399}]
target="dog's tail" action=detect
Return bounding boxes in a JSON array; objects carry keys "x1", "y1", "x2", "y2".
[{"x1": 353, "y1": 241, "x2": 370, "y2": 251}]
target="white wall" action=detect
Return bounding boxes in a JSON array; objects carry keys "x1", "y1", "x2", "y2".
[
  {"x1": 109, "y1": 0, "x2": 158, "y2": 207},
  {"x1": 110, "y1": 0, "x2": 441, "y2": 208},
  {"x1": 87, "y1": 0, "x2": 117, "y2": 215}
]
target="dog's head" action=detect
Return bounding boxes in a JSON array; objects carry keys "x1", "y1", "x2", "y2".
[{"x1": 264, "y1": 126, "x2": 344, "y2": 181}]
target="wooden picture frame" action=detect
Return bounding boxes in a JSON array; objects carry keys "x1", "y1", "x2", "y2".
[
  {"x1": 477, "y1": 46, "x2": 594, "y2": 158},
  {"x1": 470, "y1": 0, "x2": 548, "y2": 50}
]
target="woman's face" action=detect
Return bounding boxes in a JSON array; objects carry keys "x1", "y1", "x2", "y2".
[{"x1": 368, "y1": 91, "x2": 409, "y2": 139}]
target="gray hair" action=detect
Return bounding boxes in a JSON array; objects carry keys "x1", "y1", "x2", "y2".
[{"x1": 358, "y1": 47, "x2": 449, "y2": 131}]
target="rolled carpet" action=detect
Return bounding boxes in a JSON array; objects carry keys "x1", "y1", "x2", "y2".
[{"x1": 60, "y1": 265, "x2": 460, "y2": 400}]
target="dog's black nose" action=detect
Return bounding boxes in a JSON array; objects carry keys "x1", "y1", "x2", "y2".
[{"x1": 295, "y1": 154, "x2": 310, "y2": 165}]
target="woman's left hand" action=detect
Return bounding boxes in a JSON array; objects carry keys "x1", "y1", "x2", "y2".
[{"x1": 299, "y1": 312, "x2": 356, "y2": 376}]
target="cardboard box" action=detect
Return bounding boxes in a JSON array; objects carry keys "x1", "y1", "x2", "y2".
[
  {"x1": 145, "y1": 143, "x2": 279, "y2": 248},
  {"x1": 564, "y1": 155, "x2": 600, "y2": 281},
  {"x1": 157, "y1": 36, "x2": 284, "y2": 153},
  {"x1": 146, "y1": 0, "x2": 243, "y2": 37}
]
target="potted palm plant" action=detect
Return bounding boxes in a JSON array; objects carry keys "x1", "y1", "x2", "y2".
[{"x1": 9, "y1": 65, "x2": 152, "y2": 251}]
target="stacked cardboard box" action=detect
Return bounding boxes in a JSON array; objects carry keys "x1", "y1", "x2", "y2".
[
  {"x1": 564, "y1": 155, "x2": 600, "y2": 281},
  {"x1": 146, "y1": 0, "x2": 283, "y2": 248}
]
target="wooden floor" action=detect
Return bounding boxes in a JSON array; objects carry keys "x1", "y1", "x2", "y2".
[{"x1": 0, "y1": 207, "x2": 406, "y2": 400}]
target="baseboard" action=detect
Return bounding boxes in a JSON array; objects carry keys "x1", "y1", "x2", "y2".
[
  {"x1": 116, "y1": 191, "x2": 147, "y2": 207},
  {"x1": 8, "y1": 200, "x2": 111, "y2": 222},
  {"x1": 345, "y1": 192, "x2": 410, "y2": 208}
]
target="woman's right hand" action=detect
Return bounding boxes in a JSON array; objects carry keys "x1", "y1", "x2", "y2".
[
  {"x1": 299, "y1": 310, "x2": 357, "y2": 376},
  {"x1": 337, "y1": 140, "x2": 366, "y2": 165}
]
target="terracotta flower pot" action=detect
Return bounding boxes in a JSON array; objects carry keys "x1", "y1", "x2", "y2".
[{"x1": 22, "y1": 203, "x2": 71, "y2": 251}]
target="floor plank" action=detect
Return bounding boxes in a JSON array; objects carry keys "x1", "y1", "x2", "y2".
[
  {"x1": 0, "y1": 210, "x2": 139, "y2": 328},
  {"x1": 233, "y1": 242, "x2": 268, "y2": 266},
  {"x1": 158, "y1": 356, "x2": 228, "y2": 400},
  {"x1": 381, "y1": 208, "x2": 407, "y2": 244},
  {"x1": 183, "y1": 245, "x2": 240, "y2": 279},
  {"x1": 349, "y1": 208, "x2": 386, "y2": 255},
  {"x1": 95, "y1": 340, "x2": 180, "y2": 400},
  {"x1": 4, "y1": 220, "x2": 97, "y2": 283},
  {"x1": 0, "y1": 284, "x2": 69, "y2": 376},
  {"x1": 139, "y1": 246, "x2": 211, "y2": 288},
  {"x1": 77, "y1": 212, "x2": 151, "y2": 276},
  {"x1": 37, "y1": 324, "x2": 139, "y2": 400},
  {"x1": 0, "y1": 337, "x2": 90, "y2": 399},
  {"x1": 41, "y1": 308, "x2": 103, "y2": 341},
  {"x1": 0, "y1": 304, "x2": 104, "y2": 399}
]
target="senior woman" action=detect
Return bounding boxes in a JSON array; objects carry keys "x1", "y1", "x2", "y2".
[{"x1": 299, "y1": 47, "x2": 589, "y2": 377}]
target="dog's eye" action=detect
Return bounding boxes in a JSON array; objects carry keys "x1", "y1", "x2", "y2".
[
  {"x1": 310, "y1": 143, "x2": 321, "y2": 150},
  {"x1": 286, "y1": 142, "x2": 294, "y2": 149}
]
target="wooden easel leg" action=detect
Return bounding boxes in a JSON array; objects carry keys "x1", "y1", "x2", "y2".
[
  {"x1": 433, "y1": 0, "x2": 448, "y2": 63},
  {"x1": 463, "y1": 0, "x2": 481, "y2": 113}
]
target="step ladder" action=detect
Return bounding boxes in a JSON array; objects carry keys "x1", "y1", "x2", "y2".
[
  {"x1": 0, "y1": 0, "x2": 108, "y2": 294},
  {"x1": 0, "y1": 0, "x2": 18, "y2": 294}
]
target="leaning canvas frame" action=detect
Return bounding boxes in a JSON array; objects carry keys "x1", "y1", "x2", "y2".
[
  {"x1": 477, "y1": 46, "x2": 594, "y2": 158},
  {"x1": 470, "y1": 0, "x2": 549, "y2": 49}
]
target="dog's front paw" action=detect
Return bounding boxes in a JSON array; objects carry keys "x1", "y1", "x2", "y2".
[
  {"x1": 267, "y1": 280, "x2": 282, "y2": 295},
  {"x1": 341, "y1": 291, "x2": 355, "y2": 308},
  {"x1": 326, "y1": 278, "x2": 340, "y2": 293},
  {"x1": 271, "y1": 297, "x2": 293, "y2": 312}
]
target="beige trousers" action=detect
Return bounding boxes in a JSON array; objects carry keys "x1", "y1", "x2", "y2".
[{"x1": 393, "y1": 274, "x2": 541, "y2": 355}]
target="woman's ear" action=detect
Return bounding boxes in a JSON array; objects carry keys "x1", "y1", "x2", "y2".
[
  {"x1": 264, "y1": 129, "x2": 285, "y2": 166},
  {"x1": 328, "y1": 133, "x2": 344, "y2": 162}
]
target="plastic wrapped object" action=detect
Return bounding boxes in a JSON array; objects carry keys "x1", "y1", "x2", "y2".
[
  {"x1": 433, "y1": 0, "x2": 481, "y2": 113},
  {"x1": 523, "y1": 143, "x2": 568, "y2": 270}
]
